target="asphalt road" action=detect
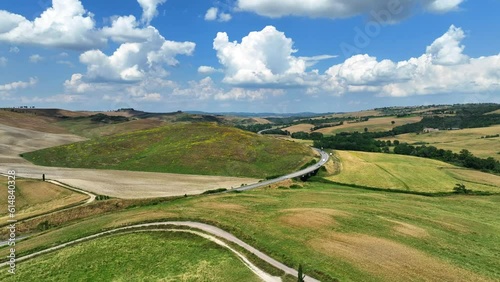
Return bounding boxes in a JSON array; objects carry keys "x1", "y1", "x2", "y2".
[{"x1": 234, "y1": 148, "x2": 330, "y2": 192}]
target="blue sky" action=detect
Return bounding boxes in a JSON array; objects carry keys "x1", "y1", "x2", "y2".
[{"x1": 0, "y1": 0, "x2": 499, "y2": 113}]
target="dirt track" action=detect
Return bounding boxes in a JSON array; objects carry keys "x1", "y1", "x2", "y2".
[
  {"x1": 0, "y1": 124, "x2": 258, "y2": 198},
  {"x1": 0, "y1": 221, "x2": 320, "y2": 282}
]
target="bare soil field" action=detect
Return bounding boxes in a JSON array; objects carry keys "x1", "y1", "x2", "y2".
[
  {"x1": 0, "y1": 124, "x2": 259, "y2": 198},
  {"x1": 0, "y1": 110, "x2": 68, "y2": 134}
]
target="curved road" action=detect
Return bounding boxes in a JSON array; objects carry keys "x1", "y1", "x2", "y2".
[
  {"x1": 234, "y1": 148, "x2": 329, "y2": 192},
  {"x1": 0, "y1": 221, "x2": 320, "y2": 282}
]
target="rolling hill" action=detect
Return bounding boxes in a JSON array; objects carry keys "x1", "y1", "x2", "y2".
[
  {"x1": 326, "y1": 150, "x2": 500, "y2": 193},
  {"x1": 23, "y1": 122, "x2": 315, "y2": 178}
]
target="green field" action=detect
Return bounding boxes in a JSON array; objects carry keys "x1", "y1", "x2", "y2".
[
  {"x1": 0, "y1": 232, "x2": 260, "y2": 282},
  {"x1": 4, "y1": 182, "x2": 499, "y2": 281},
  {"x1": 326, "y1": 150, "x2": 500, "y2": 193},
  {"x1": 379, "y1": 125, "x2": 500, "y2": 160},
  {"x1": 23, "y1": 122, "x2": 314, "y2": 178}
]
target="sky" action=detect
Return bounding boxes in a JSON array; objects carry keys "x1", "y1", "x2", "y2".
[{"x1": 0, "y1": 0, "x2": 499, "y2": 113}]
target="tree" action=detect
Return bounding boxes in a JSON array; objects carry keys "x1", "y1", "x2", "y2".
[
  {"x1": 391, "y1": 120, "x2": 396, "y2": 125},
  {"x1": 364, "y1": 127, "x2": 368, "y2": 133},
  {"x1": 453, "y1": 183, "x2": 468, "y2": 194},
  {"x1": 297, "y1": 264, "x2": 305, "y2": 282}
]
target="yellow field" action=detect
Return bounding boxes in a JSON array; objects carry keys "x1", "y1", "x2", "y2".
[
  {"x1": 379, "y1": 125, "x2": 500, "y2": 160},
  {"x1": 485, "y1": 109, "x2": 500, "y2": 115},
  {"x1": 282, "y1": 123, "x2": 314, "y2": 133},
  {"x1": 326, "y1": 150, "x2": 500, "y2": 193},
  {"x1": 0, "y1": 178, "x2": 89, "y2": 221},
  {"x1": 315, "y1": 116, "x2": 422, "y2": 135}
]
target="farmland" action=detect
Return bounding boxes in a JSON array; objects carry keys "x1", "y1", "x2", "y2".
[
  {"x1": 326, "y1": 150, "x2": 500, "y2": 193},
  {"x1": 314, "y1": 116, "x2": 423, "y2": 135},
  {"x1": 379, "y1": 125, "x2": 500, "y2": 160}
]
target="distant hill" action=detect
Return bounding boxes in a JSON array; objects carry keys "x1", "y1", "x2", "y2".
[
  {"x1": 23, "y1": 122, "x2": 315, "y2": 178},
  {"x1": 186, "y1": 111, "x2": 333, "y2": 118}
]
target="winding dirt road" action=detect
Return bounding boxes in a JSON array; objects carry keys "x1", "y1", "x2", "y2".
[{"x1": 0, "y1": 221, "x2": 320, "y2": 282}]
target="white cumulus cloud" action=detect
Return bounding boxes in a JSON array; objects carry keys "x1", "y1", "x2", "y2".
[
  {"x1": 214, "y1": 26, "x2": 333, "y2": 86},
  {"x1": 137, "y1": 0, "x2": 167, "y2": 24},
  {"x1": 426, "y1": 25, "x2": 469, "y2": 65},
  {"x1": 0, "y1": 77, "x2": 38, "y2": 92},
  {"x1": 198, "y1": 66, "x2": 221, "y2": 74},
  {"x1": 205, "y1": 7, "x2": 218, "y2": 21},
  {"x1": 65, "y1": 26, "x2": 195, "y2": 97},
  {"x1": 0, "y1": 0, "x2": 105, "y2": 50},
  {"x1": 320, "y1": 25, "x2": 500, "y2": 97},
  {"x1": 212, "y1": 25, "x2": 500, "y2": 98},
  {"x1": 205, "y1": 7, "x2": 232, "y2": 22}
]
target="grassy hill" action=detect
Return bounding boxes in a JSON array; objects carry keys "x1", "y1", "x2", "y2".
[
  {"x1": 23, "y1": 122, "x2": 315, "y2": 178},
  {"x1": 326, "y1": 150, "x2": 500, "y2": 193},
  {"x1": 0, "y1": 232, "x2": 260, "y2": 282}
]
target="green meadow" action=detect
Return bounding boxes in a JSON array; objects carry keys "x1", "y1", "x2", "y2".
[
  {"x1": 4, "y1": 182, "x2": 499, "y2": 281},
  {"x1": 0, "y1": 232, "x2": 260, "y2": 282}
]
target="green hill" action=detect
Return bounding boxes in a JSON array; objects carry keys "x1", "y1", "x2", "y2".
[{"x1": 23, "y1": 122, "x2": 314, "y2": 178}]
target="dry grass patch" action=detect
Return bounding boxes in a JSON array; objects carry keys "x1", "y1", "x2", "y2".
[
  {"x1": 0, "y1": 178, "x2": 88, "y2": 222},
  {"x1": 197, "y1": 202, "x2": 248, "y2": 212},
  {"x1": 279, "y1": 208, "x2": 350, "y2": 229},
  {"x1": 379, "y1": 217, "x2": 429, "y2": 238},
  {"x1": 310, "y1": 233, "x2": 489, "y2": 282}
]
